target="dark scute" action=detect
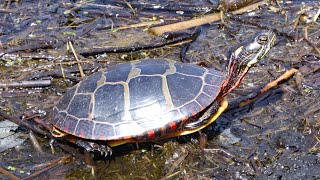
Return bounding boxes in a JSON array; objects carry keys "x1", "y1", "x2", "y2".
[
  {"x1": 207, "y1": 69, "x2": 224, "y2": 77},
  {"x1": 180, "y1": 101, "x2": 202, "y2": 117},
  {"x1": 139, "y1": 64, "x2": 169, "y2": 75},
  {"x1": 94, "y1": 84, "x2": 125, "y2": 123},
  {"x1": 100, "y1": 111, "x2": 127, "y2": 124},
  {"x1": 78, "y1": 73, "x2": 102, "y2": 93},
  {"x1": 136, "y1": 58, "x2": 169, "y2": 66},
  {"x1": 175, "y1": 63, "x2": 205, "y2": 76},
  {"x1": 52, "y1": 111, "x2": 67, "y2": 126},
  {"x1": 75, "y1": 120, "x2": 94, "y2": 139},
  {"x1": 67, "y1": 94, "x2": 91, "y2": 119},
  {"x1": 56, "y1": 86, "x2": 77, "y2": 111},
  {"x1": 196, "y1": 93, "x2": 214, "y2": 107},
  {"x1": 129, "y1": 76, "x2": 167, "y2": 111},
  {"x1": 167, "y1": 73, "x2": 202, "y2": 107},
  {"x1": 203, "y1": 85, "x2": 220, "y2": 98},
  {"x1": 205, "y1": 73, "x2": 223, "y2": 85},
  {"x1": 61, "y1": 115, "x2": 78, "y2": 134},
  {"x1": 105, "y1": 63, "x2": 131, "y2": 82},
  {"x1": 93, "y1": 123, "x2": 115, "y2": 140}
]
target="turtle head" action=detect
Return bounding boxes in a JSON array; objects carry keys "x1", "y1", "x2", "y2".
[
  {"x1": 232, "y1": 30, "x2": 276, "y2": 72},
  {"x1": 222, "y1": 30, "x2": 276, "y2": 96}
]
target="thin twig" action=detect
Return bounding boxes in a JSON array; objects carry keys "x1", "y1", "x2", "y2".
[
  {"x1": 68, "y1": 41, "x2": 85, "y2": 78},
  {"x1": 0, "y1": 166, "x2": 21, "y2": 180},
  {"x1": 22, "y1": 155, "x2": 72, "y2": 180},
  {"x1": 238, "y1": 68, "x2": 299, "y2": 107},
  {"x1": 303, "y1": 27, "x2": 320, "y2": 55},
  {"x1": 164, "y1": 146, "x2": 189, "y2": 178},
  {"x1": 117, "y1": 21, "x2": 161, "y2": 30}
]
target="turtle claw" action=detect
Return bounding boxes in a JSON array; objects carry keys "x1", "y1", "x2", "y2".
[{"x1": 76, "y1": 140, "x2": 112, "y2": 156}]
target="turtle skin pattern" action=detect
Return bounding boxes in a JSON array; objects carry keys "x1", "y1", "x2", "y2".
[{"x1": 52, "y1": 58, "x2": 224, "y2": 141}]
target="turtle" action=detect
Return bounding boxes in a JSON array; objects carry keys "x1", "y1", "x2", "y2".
[{"x1": 51, "y1": 30, "x2": 276, "y2": 155}]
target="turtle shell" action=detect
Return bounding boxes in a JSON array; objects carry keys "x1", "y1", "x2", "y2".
[{"x1": 51, "y1": 58, "x2": 224, "y2": 140}]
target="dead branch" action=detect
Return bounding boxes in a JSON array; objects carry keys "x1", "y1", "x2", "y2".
[
  {"x1": 0, "y1": 80, "x2": 52, "y2": 88},
  {"x1": 80, "y1": 28, "x2": 200, "y2": 56},
  {"x1": 149, "y1": 0, "x2": 267, "y2": 35}
]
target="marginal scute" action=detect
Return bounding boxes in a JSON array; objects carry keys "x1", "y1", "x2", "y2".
[
  {"x1": 52, "y1": 111, "x2": 67, "y2": 126},
  {"x1": 207, "y1": 69, "x2": 224, "y2": 77},
  {"x1": 75, "y1": 120, "x2": 94, "y2": 139},
  {"x1": 205, "y1": 73, "x2": 223, "y2": 85},
  {"x1": 203, "y1": 85, "x2": 221, "y2": 98},
  {"x1": 55, "y1": 86, "x2": 77, "y2": 111},
  {"x1": 114, "y1": 122, "x2": 144, "y2": 138},
  {"x1": 180, "y1": 101, "x2": 202, "y2": 117},
  {"x1": 61, "y1": 115, "x2": 78, "y2": 134},
  {"x1": 196, "y1": 93, "x2": 213, "y2": 107},
  {"x1": 93, "y1": 123, "x2": 115, "y2": 140}
]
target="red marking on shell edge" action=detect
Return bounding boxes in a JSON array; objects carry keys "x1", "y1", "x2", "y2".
[
  {"x1": 137, "y1": 134, "x2": 144, "y2": 137},
  {"x1": 123, "y1": 136, "x2": 132, "y2": 140},
  {"x1": 99, "y1": 133, "x2": 105, "y2": 140},
  {"x1": 161, "y1": 127, "x2": 166, "y2": 134},
  {"x1": 182, "y1": 116, "x2": 188, "y2": 122},
  {"x1": 64, "y1": 124, "x2": 69, "y2": 132},
  {"x1": 79, "y1": 129, "x2": 85, "y2": 138},
  {"x1": 147, "y1": 130, "x2": 156, "y2": 139},
  {"x1": 169, "y1": 122, "x2": 177, "y2": 131}
]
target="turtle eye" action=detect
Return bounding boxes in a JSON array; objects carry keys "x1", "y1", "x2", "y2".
[{"x1": 257, "y1": 35, "x2": 268, "y2": 44}]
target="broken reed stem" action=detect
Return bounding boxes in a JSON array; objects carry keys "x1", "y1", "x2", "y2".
[
  {"x1": 68, "y1": 41, "x2": 85, "y2": 78},
  {"x1": 304, "y1": 27, "x2": 320, "y2": 55},
  {"x1": 149, "y1": 0, "x2": 267, "y2": 35},
  {"x1": 239, "y1": 68, "x2": 299, "y2": 107}
]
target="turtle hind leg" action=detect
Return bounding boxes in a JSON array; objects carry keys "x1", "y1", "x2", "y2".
[{"x1": 76, "y1": 139, "x2": 112, "y2": 156}]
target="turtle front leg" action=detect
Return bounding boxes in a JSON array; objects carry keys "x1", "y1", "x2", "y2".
[{"x1": 76, "y1": 139, "x2": 112, "y2": 156}]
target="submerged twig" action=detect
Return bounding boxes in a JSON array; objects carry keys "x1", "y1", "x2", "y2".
[
  {"x1": 164, "y1": 146, "x2": 189, "y2": 178},
  {"x1": 23, "y1": 155, "x2": 72, "y2": 180},
  {"x1": 23, "y1": 70, "x2": 81, "y2": 82},
  {"x1": 0, "y1": 110, "x2": 50, "y2": 137},
  {"x1": 29, "y1": 131, "x2": 45, "y2": 154}
]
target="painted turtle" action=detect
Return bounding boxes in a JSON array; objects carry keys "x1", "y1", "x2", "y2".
[{"x1": 51, "y1": 30, "x2": 276, "y2": 155}]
